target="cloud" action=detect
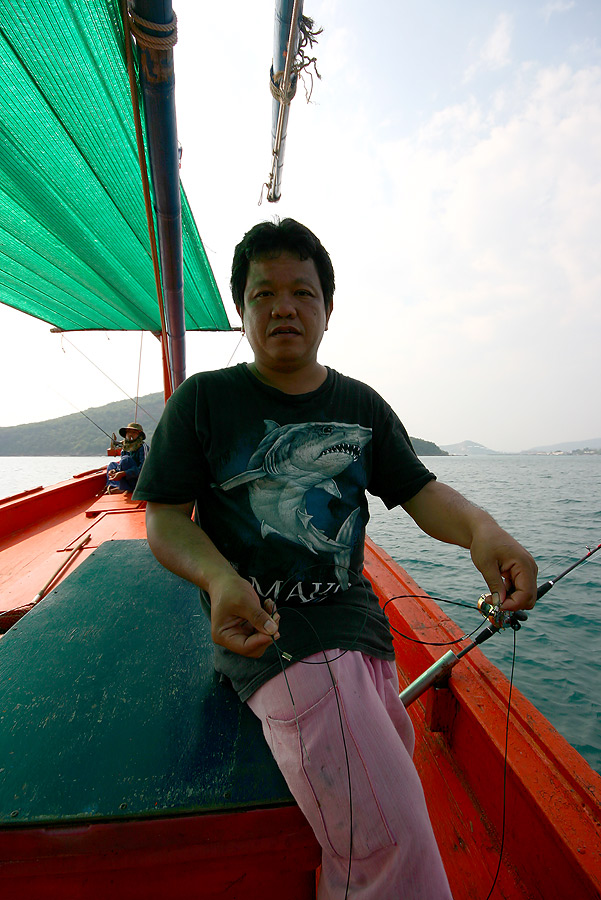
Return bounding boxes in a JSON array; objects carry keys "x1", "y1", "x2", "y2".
[
  {"x1": 375, "y1": 61, "x2": 601, "y2": 309},
  {"x1": 541, "y1": 2, "x2": 576, "y2": 25},
  {"x1": 464, "y1": 13, "x2": 513, "y2": 82},
  {"x1": 307, "y1": 59, "x2": 601, "y2": 448}
]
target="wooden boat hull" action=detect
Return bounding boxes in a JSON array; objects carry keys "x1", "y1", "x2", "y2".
[{"x1": 0, "y1": 475, "x2": 599, "y2": 898}]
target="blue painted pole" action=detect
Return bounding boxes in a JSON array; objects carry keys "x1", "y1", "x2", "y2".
[{"x1": 131, "y1": 0, "x2": 185, "y2": 393}]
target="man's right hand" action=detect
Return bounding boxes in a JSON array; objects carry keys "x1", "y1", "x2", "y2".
[
  {"x1": 145, "y1": 502, "x2": 280, "y2": 658},
  {"x1": 209, "y1": 572, "x2": 280, "y2": 658}
]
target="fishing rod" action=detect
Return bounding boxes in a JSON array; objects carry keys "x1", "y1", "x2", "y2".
[
  {"x1": 72, "y1": 409, "x2": 116, "y2": 444},
  {"x1": 400, "y1": 542, "x2": 601, "y2": 706},
  {"x1": 57, "y1": 334, "x2": 157, "y2": 421},
  {"x1": 53, "y1": 391, "x2": 117, "y2": 444},
  {"x1": 535, "y1": 541, "x2": 601, "y2": 598}
]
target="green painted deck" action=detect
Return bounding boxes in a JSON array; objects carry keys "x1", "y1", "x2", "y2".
[{"x1": 0, "y1": 540, "x2": 291, "y2": 826}]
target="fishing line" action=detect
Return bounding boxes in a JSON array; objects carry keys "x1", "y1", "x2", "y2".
[
  {"x1": 270, "y1": 606, "x2": 354, "y2": 900},
  {"x1": 135, "y1": 331, "x2": 144, "y2": 421},
  {"x1": 383, "y1": 592, "x2": 519, "y2": 900},
  {"x1": 272, "y1": 636, "x2": 311, "y2": 763},
  {"x1": 258, "y1": 541, "x2": 598, "y2": 898},
  {"x1": 265, "y1": 564, "x2": 371, "y2": 665},
  {"x1": 52, "y1": 390, "x2": 116, "y2": 442},
  {"x1": 388, "y1": 618, "x2": 488, "y2": 647},
  {"x1": 262, "y1": 565, "x2": 369, "y2": 899},
  {"x1": 536, "y1": 541, "x2": 600, "y2": 599},
  {"x1": 263, "y1": 568, "x2": 483, "y2": 897},
  {"x1": 483, "y1": 628, "x2": 517, "y2": 900},
  {"x1": 263, "y1": 567, "x2": 488, "y2": 898},
  {"x1": 225, "y1": 332, "x2": 246, "y2": 367},
  {"x1": 382, "y1": 594, "x2": 487, "y2": 647},
  {"x1": 59, "y1": 334, "x2": 158, "y2": 422},
  {"x1": 267, "y1": 580, "x2": 485, "y2": 897},
  {"x1": 278, "y1": 596, "x2": 372, "y2": 664}
]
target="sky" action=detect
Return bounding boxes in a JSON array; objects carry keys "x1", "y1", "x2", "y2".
[{"x1": 1, "y1": 0, "x2": 600, "y2": 452}]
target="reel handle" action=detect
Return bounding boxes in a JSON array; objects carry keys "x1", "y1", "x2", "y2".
[{"x1": 478, "y1": 596, "x2": 528, "y2": 630}]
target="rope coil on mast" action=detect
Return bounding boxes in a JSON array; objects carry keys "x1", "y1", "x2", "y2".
[
  {"x1": 128, "y1": 7, "x2": 178, "y2": 50},
  {"x1": 270, "y1": 69, "x2": 298, "y2": 105}
]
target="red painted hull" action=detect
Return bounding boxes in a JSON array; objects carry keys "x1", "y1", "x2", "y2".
[
  {"x1": 0, "y1": 808, "x2": 319, "y2": 900},
  {"x1": 0, "y1": 474, "x2": 599, "y2": 899}
]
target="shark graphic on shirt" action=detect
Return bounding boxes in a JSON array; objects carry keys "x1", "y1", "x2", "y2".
[{"x1": 218, "y1": 420, "x2": 372, "y2": 589}]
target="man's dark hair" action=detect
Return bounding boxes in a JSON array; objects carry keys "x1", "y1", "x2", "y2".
[{"x1": 230, "y1": 218, "x2": 335, "y2": 311}]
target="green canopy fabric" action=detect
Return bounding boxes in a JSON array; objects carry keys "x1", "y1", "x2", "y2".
[{"x1": 0, "y1": 0, "x2": 231, "y2": 332}]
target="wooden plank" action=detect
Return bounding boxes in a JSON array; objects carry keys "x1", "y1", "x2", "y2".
[{"x1": 85, "y1": 493, "x2": 146, "y2": 517}]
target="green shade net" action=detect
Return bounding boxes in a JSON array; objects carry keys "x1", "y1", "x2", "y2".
[{"x1": 0, "y1": 0, "x2": 231, "y2": 332}]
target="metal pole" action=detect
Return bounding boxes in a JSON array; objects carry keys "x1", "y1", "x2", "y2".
[
  {"x1": 131, "y1": 0, "x2": 185, "y2": 392},
  {"x1": 267, "y1": 0, "x2": 304, "y2": 201}
]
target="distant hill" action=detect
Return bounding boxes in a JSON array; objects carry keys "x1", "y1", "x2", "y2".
[
  {"x1": 440, "y1": 440, "x2": 500, "y2": 456},
  {"x1": 412, "y1": 437, "x2": 448, "y2": 457},
  {"x1": 439, "y1": 437, "x2": 601, "y2": 456},
  {"x1": 0, "y1": 393, "x2": 165, "y2": 456},
  {"x1": 0, "y1": 394, "x2": 448, "y2": 457},
  {"x1": 521, "y1": 438, "x2": 601, "y2": 453}
]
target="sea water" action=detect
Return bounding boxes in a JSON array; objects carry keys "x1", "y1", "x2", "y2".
[
  {"x1": 1, "y1": 454, "x2": 600, "y2": 773},
  {"x1": 0, "y1": 457, "x2": 107, "y2": 498}
]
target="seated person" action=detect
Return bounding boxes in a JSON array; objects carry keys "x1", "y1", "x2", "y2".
[
  {"x1": 135, "y1": 218, "x2": 537, "y2": 900},
  {"x1": 106, "y1": 422, "x2": 149, "y2": 494}
]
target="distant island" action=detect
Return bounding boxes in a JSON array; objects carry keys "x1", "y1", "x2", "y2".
[
  {"x1": 521, "y1": 438, "x2": 601, "y2": 455},
  {"x1": 440, "y1": 440, "x2": 499, "y2": 456},
  {"x1": 0, "y1": 393, "x2": 449, "y2": 457},
  {"x1": 441, "y1": 438, "x2": 601, "y2": 456},
  {"x1": 412, "y1": 438, "x2": 448, "y2": 457}
]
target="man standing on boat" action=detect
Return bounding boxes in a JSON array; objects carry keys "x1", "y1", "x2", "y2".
[{"x1": 134, "y1": 218, "x2": 537, "y2": 900}]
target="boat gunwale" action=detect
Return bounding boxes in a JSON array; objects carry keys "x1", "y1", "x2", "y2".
[{"x1": 0, "y1": 470, "x2": 105, "y2": 543}]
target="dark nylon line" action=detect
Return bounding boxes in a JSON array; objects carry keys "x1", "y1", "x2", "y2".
[
  {"x1": 382, "y1": 594, "x2": 486, "y2": 647},
  {"x1": 269, "y1": 566, "x2": 370, "y2": 665},
  {"x1": 536, "y1": 542, "x2": 601, "y2": 598},
  {"x1": 272, "y1": 618, "x2": 354, "y2": 900},
  {"x1": 61, "y1": 335, "x2": 158, "y2": 422},
  {"x1": 263, "y1": 542, "x2": 598, "y2": 898},
  {"x1": 64, "y1": 402, "x2": 115, "y2": 442},
  {"x1": 483, "y1": 629, "x2": 517, "y2": 900}
]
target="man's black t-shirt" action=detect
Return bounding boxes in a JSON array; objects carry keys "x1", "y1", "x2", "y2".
[{"x1": 135, "y1": 365, "x2": 435, "y2": 700}]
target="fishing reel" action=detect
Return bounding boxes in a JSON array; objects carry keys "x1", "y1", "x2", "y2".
[{"x1": 478, "y1": 595, "x2": 528, "y2": 632}]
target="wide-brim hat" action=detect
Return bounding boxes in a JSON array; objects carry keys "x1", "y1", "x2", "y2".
[{"x1": 119, "y1": 422, "x2": 145, "y2": 439}]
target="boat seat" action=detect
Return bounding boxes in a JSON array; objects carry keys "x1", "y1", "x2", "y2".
[{"x1": 0, "y1": 539, "x2": 294, "y2": 825}]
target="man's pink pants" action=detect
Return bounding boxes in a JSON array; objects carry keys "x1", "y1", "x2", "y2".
[{"x1": 247, "y1": 650, "x2": 453, "y2": 899}]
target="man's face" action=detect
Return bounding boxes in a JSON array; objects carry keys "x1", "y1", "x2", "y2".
[
  {"x1": 125, "y1": 429, "x2": 140, "y2": 441},
  {"x1": 239, "y1": 252, "x2": 332, "y2": 374}
]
